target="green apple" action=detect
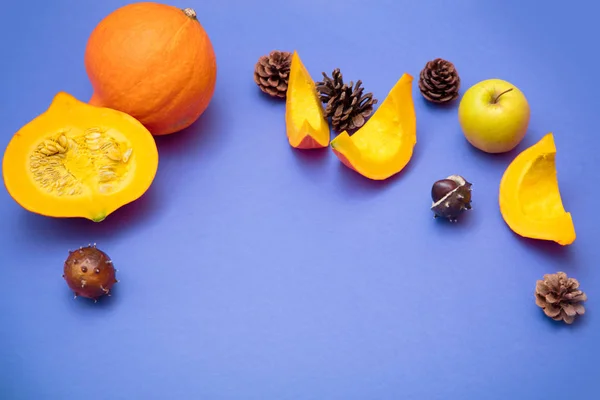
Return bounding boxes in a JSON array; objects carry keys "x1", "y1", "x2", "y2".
[{"x1": 458, "y1": 79, "x2": 530, "y2": 153}]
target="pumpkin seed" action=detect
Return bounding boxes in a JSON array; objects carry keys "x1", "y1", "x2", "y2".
[
  {"x1": 86, "y1": 127, "x2": 102, "y2": 134},
  {"x1": 122, "y1": 148, "x2": 133, "y2": 163},
  {"x1": 99, "y1": 170, "x2": 118, "y2": 182},
  {"x1": 100, "y1": 141, "x2": 113, "y2": 151},
  {"x1": 58, "y1": 135, "x2": 68, "y2": 148},
  {"x1": 86, "y1": 132, "x2": 101, "y2": 140},
  {"x1": 106, "y1": 149, "x2": 122, "y2": 161}
]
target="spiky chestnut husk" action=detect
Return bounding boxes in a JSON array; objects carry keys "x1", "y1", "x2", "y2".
[
  {"x1": 63, "y1": 244, "x2": 118, "y2": 302},
  {"x1": 431, "y1": 175, "x2": 472, "y2": 222}
]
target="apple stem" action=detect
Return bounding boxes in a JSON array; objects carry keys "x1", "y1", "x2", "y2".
[{"x1": 492, "y1": 88, "x2": 513, "y2": 103}]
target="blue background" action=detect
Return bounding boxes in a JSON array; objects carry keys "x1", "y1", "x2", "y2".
[{"x1": 1, "y1": 0, "x2": 598, "y2": 399}]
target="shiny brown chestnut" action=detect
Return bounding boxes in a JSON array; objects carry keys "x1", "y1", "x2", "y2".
[
  {"x1": 431, "y1": 175, "x2": 472, "y2": 222},
  {"x1": 431, "y1": 179, "x2": 459, "y2": 203},
  {"x1": 63, "y1": 244, "x2": 118, "y2": 302}
]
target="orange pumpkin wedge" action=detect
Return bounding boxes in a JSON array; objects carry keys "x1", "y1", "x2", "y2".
[
  {"x1": 330, "y1": 73, "x2": 416, "y2": 180},
  {"x1": 498, "y1": 133, "x2": 576, "y2": 245},
  {"x1": 285, "y1": 51, "x2": 330, "y2": 149},
  {"x1": 2, "y1": 92, "x2": 159, "y2": 222}
]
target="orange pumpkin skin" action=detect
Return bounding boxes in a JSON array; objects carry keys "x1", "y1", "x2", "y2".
[{"x1": 84, "y1": 2, "x2": 217, "y2": 136}]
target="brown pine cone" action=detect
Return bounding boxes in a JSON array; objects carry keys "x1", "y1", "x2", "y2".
[
  {"x1": 316, "y1": 68, "x2": 344, "y2": 105},
  {"x1": 316, "y1": 69, "x2": 377, "y2": 132},
  {"x1": 254, "y1": 50, "x2": 292, "y2": 98},
  {"x1": 418, "y1": 58, "x2": 460, "y2": 104},
  {"x1": 535, "y1": 272, "x2": 587, "y2": 324}
]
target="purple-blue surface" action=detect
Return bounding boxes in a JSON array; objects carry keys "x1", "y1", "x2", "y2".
[{"x1": 1, "y1": 0, "x2": 598, "y2": 398}]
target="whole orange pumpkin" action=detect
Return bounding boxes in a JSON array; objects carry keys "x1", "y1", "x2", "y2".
[{"x1": 84, "y1": 2, "x2": 217, "y2": 136}]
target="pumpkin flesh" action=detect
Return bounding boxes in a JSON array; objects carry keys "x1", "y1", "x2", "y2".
[
  {"x1": 285, "y1": 51, "x2": 330, "y2": 149},
  {"x1": 498, "y1": 133, "x2": 575, "y2": 245},
  {"x1": 330, "y1": 73, "x2": 416, "y2": 180},
  {"x1": 2, "y1": 92, "x2": 159, "y2": 222}
]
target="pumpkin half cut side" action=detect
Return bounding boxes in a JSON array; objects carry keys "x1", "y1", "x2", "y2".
[
  {"x1": 498, "y1": 132, "x2": 576, "y2": 245},
  {"x1": 330, "y1": 73, "x2": 417, "y2": 180},
  {"x1": 2, "y1": 92, "x2": 159, "y2": 222}
]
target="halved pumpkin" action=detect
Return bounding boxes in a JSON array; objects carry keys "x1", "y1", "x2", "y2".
[
  {"x1": 285, "y1": 50, "x2": 330, "y2": 149},
  {"x1": 2, "y1": 92, "x2": 159, "y2": 222},
  {"x1": 330, "y1": 73, "x2": 416, "y2": 180},
  {"x1": 498, "y1": 133, "x2": 576, "y2": 245}
]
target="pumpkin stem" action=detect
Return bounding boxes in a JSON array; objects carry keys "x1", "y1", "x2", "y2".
[{"x1": 182, "y1": 8, "x2": 197, "y2": 20}]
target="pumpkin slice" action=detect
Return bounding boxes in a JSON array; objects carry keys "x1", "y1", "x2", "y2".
[
  {"x1": 285, "y1": 51, "x2": 330, "y2": 149},
  {"x1": 330, "y1": 73, "x2": 416, "y2": 180},
  {"x1": 498, "y1": 133, "x2": 576, "y2": 245},
  {"x1": 2, "y1": 92, "x2": 159, "y2": 222}
]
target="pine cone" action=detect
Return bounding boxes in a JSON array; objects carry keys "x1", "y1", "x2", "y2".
[
  {"x1": 418, "y1": 58, "x2": 460, "y2": 104},
  {"x1": 254, "y1": 50, "x2": 292, "y2": 98},
  {"x1": 316, "y1": 69, "x2": 377, "y2": 132},
  {"x1": 316, "y1": 68, "x2": 344, "y2": 105},
  {"x1": 535, "y1": 272, "x2": 587, "y2": 324}
]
